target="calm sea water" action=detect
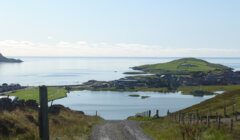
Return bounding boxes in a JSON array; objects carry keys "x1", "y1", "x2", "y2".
[
  {"x1": 53, "y1": 91, "x2": 214, "y2": 120},
  {"x1": 0, "y1": 57, "x2": 240, "y2": 86},
  {"x1": 1, "y1": 57, "x2": 240, "y2": 120}
]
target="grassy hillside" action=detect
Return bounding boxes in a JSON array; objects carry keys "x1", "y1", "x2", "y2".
[
  {"x1": 129, "y1": 89, "x2": 240, "y2": 140},
  {"x1": 0, "y1": 106, "x2": 102, "y2": 140},
  {"x1": 129, "y1": 117, "x2": 235, "y2": 140},
  {"x1": 177, "y1": 89, "x2": 240, "y2": 117},
  {"x1": 9, "y1": 87, "x2": 67, "y2": 102},
  {"x1": 133, "y1": 58, "x2": 231, "y2": 74}
]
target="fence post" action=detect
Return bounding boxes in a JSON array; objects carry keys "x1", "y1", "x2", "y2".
[
  {"x1": 230, "y1": 119, "x2": 233, "y2": 132},
  {"x1": 232, "y1": 104, "x2": 235, "y2": 115},
  {"x1": 178, "y1": 113, "x2": 181, "y2": 123},
  {"x1": 50, "y1": 100, "x2": 53, "y2": 107},
  {"x1": 235, "y1": 112, "x2": 238, "y2": 121},
  {"x1": 224, "y1": 104, "x2": 227, "y2": 117},
  {"x1": 181, "y1": 113, "x2": 184, "y2": 124},
  {"x1": 207, "y1": 114, "x2": 210, "y2": 127},
  {"x1": 148, "y1": 110, "x2": 151, "y2": 117},
  {"x1": 39, "y1": 86, "x2": 49, "y2": 140},
  {"x1": 167, "y1": 109, "x2": 170, "y2": 116},
  {"x1": 217, "y1": 115, "x2": 221, "y2": 129},
  {"x1": 215, "y1": 112, "x2": 218, "y2": 123},
  {"x1": 156, "y1": 110, "x2": 159, "y2": 117},
  {"x1": 190, "y1": 113, "x2": 192, "y2": 124}
]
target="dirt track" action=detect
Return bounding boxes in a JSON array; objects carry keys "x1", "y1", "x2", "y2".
[{"x1": 90, "y1": 120, "x2": 152, "y2": 140}]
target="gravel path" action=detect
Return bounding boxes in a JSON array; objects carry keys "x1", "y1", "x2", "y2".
[{"x1": 90, "y1": 120, "x2": 152, "y2": 140}]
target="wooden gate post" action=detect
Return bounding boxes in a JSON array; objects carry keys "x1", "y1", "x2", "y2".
[{"x1": 39, "y1": 86, "x2": 49, "y2": 140}]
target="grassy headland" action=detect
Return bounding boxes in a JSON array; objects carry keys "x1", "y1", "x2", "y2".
[{"x1": 9, "y1": 87, "x2": 67, "y2": 102}]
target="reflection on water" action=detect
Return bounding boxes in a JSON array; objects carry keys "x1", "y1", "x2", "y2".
[{"x1": 53, "y1": 90, "x2": 214, "y2": 120}]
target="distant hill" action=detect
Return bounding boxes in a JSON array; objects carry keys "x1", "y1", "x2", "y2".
[
  {"x1": 133, "y1": 58, "x2": 231, "y2": 74},
  {"x1": 0, "y1": 53, "x2": 23, "y2": 63}
]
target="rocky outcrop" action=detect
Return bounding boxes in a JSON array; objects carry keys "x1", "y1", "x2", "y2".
[
  {"x1": 77, "y1": 70, "x2": 240, "y2": 91},
  {"x1": 0, "y1": 98, "x2": 38, "y2": 111},
  {"x1": 0, "y1": 53, "x2": 23, "y2": 63}
]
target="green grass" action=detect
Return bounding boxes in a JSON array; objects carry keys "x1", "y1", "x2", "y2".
[
  {"x1": 177, "y1": 89, "x2": 240, "y2": 117},
  {"x1": 9, "y1": 87, "x2": 67, "y2": 102},
  {"x1": 130, "y1": 117, "x2": 234, "y2": 140},
  {"x1": 179, "y1": 85, "x2": 240, "y2": 94},
  {"x1": 73, "y1": 84, "x2": 240, "y2": 96},
  {"x1": 123, "y1": 71, "x2": 146, "y2": 75},
  {"x1": 133, "y1": 58, "x2": 230, "y2": 74}
]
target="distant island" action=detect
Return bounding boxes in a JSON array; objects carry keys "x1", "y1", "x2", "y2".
[
  {"x1": 71, "y1": 58, "x2": 240, "y2": 95},
  {"x1": 132, "y1": 57, "x2": 232, "y2": 75},
  {"x1": 0, "y1": 53, "x2": 23, "y2": 63}
]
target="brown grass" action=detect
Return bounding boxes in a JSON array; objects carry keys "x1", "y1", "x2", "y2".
[{"x1": 0, "y1": 107, "x2": 102, "y2": 140}]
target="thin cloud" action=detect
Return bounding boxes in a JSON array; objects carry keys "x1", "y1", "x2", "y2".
[{"x1": 0, "y1": 40, "x2": 239, "y2": 57}]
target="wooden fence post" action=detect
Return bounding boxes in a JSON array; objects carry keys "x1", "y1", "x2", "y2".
[
  {"x1": 200, "y1": 116, "x2": 203, "y2": 124},
  {"x1": 230, "y1": 119, "x2": 233, "y2": 132},
  {"x1": 190, "y1": 113, "x2": 192, "y2": 124},
  {"x1": 232, "y1": 104, "x2": 235, "y2": 115},
  {"x1": 178, "y1": 113, "x2": 181, "y2": 123},
  {"x1": 235, "y1": 112, "x2": 238, "y2": 121},
  {"x1": 224, "y1": 105, "x2": 227, "y2": 117},
  {"x1": 50, "y1": 100, "x2": 53, "y2": 107},
  {"x1": 215, "y1": 112, "x2": 218, "y2": 123},
  {"x1": 148, "y1": 110, "x2": 151, "y2": 117},
  {"x1": 207, "y1": 114, "x2": 210, "y2": 127},
  {"x1": 39, "y1": 86, "x2": 49, "y2": 140},
  {"x1": 217, "y1": 116, "x2": 221, "y2": 129},
  {"x1": 181, "y1": 113, "x2": 185, "y2": 124},
  {"x1": 156, "y1": 110, "x2": 159, "y2": 117}
]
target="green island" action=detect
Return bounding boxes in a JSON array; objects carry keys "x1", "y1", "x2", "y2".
[
  {"x1": 132, "y1": 57, "x2": 231, "y2": 74},
  {"x1": 71, "y1": 58, "x2": 240, "y2": 97}
]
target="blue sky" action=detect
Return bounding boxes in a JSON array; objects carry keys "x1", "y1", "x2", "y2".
[{"x1": 0, "y1": 0, "x2": 239, "y2": 57}]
